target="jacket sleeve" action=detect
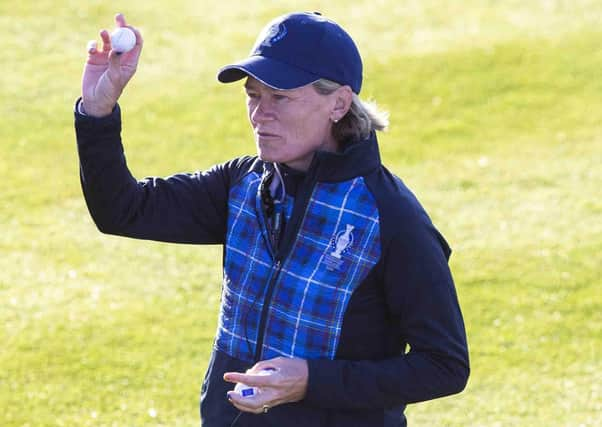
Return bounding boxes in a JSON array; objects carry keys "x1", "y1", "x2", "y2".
[
  {"x1": 74, "y1": 100, "x2": 235, "y2": 244},
  {"x1": 304, "y1": 211, "x2": 469, "y2": 409}
]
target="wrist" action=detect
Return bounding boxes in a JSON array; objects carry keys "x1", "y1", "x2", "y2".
[{"x1": 80, "y1": 100, "x2": 113, "y2": 118}]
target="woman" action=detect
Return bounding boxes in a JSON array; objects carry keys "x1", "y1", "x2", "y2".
[{"x1": 76, "y1": 11, "x2": 469, "y2": 427}]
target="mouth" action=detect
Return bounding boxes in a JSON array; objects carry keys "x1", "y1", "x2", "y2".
[{"x1": 256, "y1": 130, "x2": 279, "y2": 139}]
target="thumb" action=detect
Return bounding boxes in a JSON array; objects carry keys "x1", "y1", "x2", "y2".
[
  {"x1": 108, "y1": 49, "x2": 122, "y2": 74},
  {"x1": 106, "y1": 50, "x2": 128, "y2": 94}
]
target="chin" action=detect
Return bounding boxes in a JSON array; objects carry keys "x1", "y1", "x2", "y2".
[
  {"x1": 257, "y1": 152, "x2": 277, "y2": 163},
  {"x1": 256, "y1": 148, "x2": 282, "y2": 164}
]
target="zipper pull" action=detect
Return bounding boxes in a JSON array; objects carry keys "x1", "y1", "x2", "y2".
[
  {"x1": 270, "y1": 201, "x2": 283, "y2": 249},
  {"x1": 273, "y1": 202, "x2": 283, "y2": 233}
]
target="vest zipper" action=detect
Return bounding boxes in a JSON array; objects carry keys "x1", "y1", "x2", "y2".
[
  {"x1": 253, "y1": 159, "x2": 320, "y2": 361},
  {"x1": 254, "y1": 259, "x2": 282, "y2": 362}
]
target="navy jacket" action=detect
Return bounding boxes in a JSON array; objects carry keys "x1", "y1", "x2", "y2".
[{"x1": 75, "y1": 102, "x2": 469, "y2": 427}]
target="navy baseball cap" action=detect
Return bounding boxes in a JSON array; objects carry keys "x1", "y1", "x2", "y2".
[{"x1": 217, "y1": 12, "x2": 363, "y2": 94}]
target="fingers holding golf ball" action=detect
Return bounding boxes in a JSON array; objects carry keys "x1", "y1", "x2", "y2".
[
  {"x1": 224, "y1": 357, "x2": 309, "y2": 414},
  {"x1": 109, "y1": 13, "x2": 142, "y2": 56},
  {"x1": 226, "y1": 368, "x2": 279, "y2": 414},
  {"x1": 233, "y1": 368, "x2": 276, "y2": 398},
  {"x1": 86, "y1": 14, "x2": 141, "y2": 59}
]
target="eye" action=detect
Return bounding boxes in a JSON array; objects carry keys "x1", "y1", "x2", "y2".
[
  {"x1": 273, "y1": 93, "x2": 288, "y2": 101},
  {"x1": 246, "y1": 91, "x2": 259, "y2": 99}
]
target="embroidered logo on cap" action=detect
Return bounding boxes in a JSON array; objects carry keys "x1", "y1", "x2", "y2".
[{"x1": 256, "y1": 22, "x2": 287, "y2": 50}]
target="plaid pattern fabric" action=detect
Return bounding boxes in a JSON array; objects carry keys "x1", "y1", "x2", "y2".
[
  {"x1": 216, "y1": 172, "x2": 269, "y2": 361},
  {"x1": 216, "y1": 172, "x2": 381, "y2": 362}
]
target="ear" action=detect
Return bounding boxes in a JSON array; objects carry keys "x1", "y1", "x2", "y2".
[{"x1": 330, "y1": 85, "x2": 353, "y2": 122}]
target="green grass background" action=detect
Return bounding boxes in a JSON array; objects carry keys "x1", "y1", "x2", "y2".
[{"x1": 1, "y1": 1, "x2": 601, "y2": 426}]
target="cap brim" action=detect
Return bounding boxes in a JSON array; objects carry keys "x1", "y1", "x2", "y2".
[{"x1": 217, "y1": 55, "x2": 319, "y2": 90}]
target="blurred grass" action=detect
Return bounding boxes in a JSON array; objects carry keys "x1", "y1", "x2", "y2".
[{"x1": 1, "y1": 1, "x2": 601, "y2": 426}]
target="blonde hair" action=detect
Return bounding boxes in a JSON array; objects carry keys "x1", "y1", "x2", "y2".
[{"x1": 312, "y1": 79, "x2": 389, "y2": 144}]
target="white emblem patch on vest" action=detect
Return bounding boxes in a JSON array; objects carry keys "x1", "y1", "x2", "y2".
[{"x1": 324, "y1": 224, "x2": 355, "y2": 271}]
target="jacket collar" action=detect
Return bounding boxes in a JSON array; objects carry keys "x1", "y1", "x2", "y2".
[
  {"x1": 310, "y1": 131, "x2": 381, "y2": 182},
  {"x1": 262, "y1": 132, "x2": 382, "y2": 183}
]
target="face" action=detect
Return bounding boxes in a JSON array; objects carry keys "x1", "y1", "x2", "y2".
[{"x1": 244, "y1": 77, "x2": 339, "y2": 171}]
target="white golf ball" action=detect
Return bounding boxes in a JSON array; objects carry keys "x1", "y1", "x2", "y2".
[
  {"x1": 234, "y1": 382, "x2": 258, "y2": 398},
  {"x1": 110, "y1": 27, "x2": 136, "y2": 53},
  {"x1": 233, "y1": 368, "x2": 276, "y2": 398}
]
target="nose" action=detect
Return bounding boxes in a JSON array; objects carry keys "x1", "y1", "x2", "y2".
[{"x1": 249, "y1": 97, "x2": 273, "y2": 125}]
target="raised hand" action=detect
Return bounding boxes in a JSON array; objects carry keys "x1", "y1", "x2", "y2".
[{"x1": 81, "y1": 13, "x2": 143, "y2": 117}]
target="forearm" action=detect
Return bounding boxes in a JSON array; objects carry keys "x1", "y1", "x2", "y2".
[
  {"x1": 75, "y1": 100, "x2": 138, "y2": 232},
  {"x1": 305, "y1": 350, "x2": 469, "y2": 410},
  {"x1": 74, "y1": 99, "x2": 227, "y2": 243}
]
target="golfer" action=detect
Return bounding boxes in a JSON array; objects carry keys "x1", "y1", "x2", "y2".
[{"x1": 75, "y1": 12, "x2": 469, "y2": 427}]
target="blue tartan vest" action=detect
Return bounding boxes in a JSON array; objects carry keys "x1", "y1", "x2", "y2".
[{"x1": 215, "y1": 170, "x2": 381, "y2": 362}]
